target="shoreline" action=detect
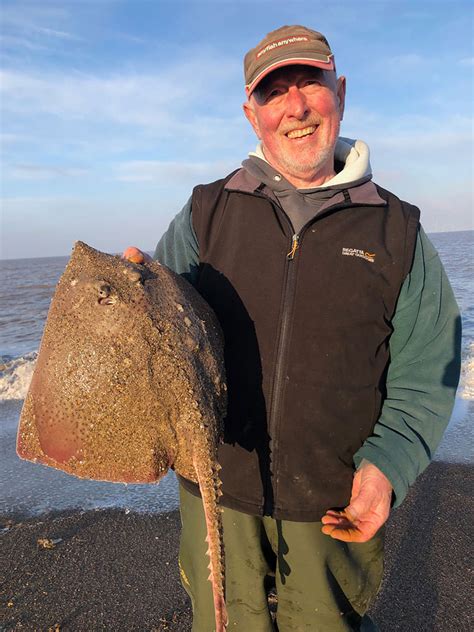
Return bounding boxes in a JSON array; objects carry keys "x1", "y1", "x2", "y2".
[
  {"x1": 2, "y1": 397, "x2": 472, "y2": 522},
  {"x1": 2, "y1": 460, "x2": 473, "y2": 631}
]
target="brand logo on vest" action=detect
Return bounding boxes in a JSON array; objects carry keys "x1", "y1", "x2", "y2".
[{"x1": 341, "y1": 247, "x2": 376, "y2": 263}]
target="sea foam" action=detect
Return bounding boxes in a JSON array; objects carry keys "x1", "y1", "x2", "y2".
[
  {"x1": 461, "y1": 342, "x2": 474, "y2": 400},
  {"x1": 1, "y1": 345, "x2": 473, "y2": 402},
  {"x1": 0, "y1": 352, "x2": 37, "y2": 400}
]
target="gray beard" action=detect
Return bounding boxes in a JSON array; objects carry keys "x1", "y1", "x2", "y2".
[{"x1": 276, "y1": 144, "x2": 335, "y2": 178}]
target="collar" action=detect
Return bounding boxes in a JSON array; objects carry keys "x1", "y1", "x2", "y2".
[{"x1": 225, "y1": 169, "x2": 387, "y2": 207}]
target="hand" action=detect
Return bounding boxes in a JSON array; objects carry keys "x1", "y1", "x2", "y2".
[
  {"x1": 122, "y1": 246, "x2": 152, "y2": 264},
  {"x1": 321, "y1": 459, "x2": 392, "y2": 542}
]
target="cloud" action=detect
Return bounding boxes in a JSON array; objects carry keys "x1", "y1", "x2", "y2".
[
  {"x1": 0, "y1": 60, "x2": 240, "y2": 129},
  {"x1": 32, "y1": 25, "x2": 80, "y2": 41},
  {"x1": 343, "y1": 107, "x2": 472, "y2": 154},
  {"x1": 373, "y1": 126, "x2": 470, "y2": 152},
  {"x1": 341, "y1": 105, "x2": 473, "y2": 232},
  {"x1": 0, "y1": 2, "x2": 77, "y2": 41},
  {"x1": 0, "y1": 60, "x2": 249, "y2": 158},
  {"x1": 383, "y1": 53, "x2": 425, "y2": 67},
  {"x1": 458, "y1": 57, "x2": 474, "y2": 66},
  {"x1": 7, "y1": 164, "x2": 89, "y2": 180},
  {"x1": 110, "y1": 32, "x2": 149, "y2": 45},
  {"x1": 0, "y1": 34, "x2": 49, "y2": 52},
  {"x1": 0, "y1": 132, "x2": 33, "y2": 145},
  {"x1": 0, "y1": 69, "x2": 183, "y2": 124},
  {"x1": 0, "y1": 4, "x2": 84, "y2": 79},
  {"x1": 114, "y1": 160, "x2": 239, "y2": 185},
  {"x1": 368, "y1": 52, "x2": 428, "y2": 79}
]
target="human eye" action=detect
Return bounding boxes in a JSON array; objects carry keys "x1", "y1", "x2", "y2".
[
  {"x1": 302, "y1": 78, "x2": 322, "y2": 89},
  {"x1": 264, "y1": 86, "x2": 285, "y2": 102}
]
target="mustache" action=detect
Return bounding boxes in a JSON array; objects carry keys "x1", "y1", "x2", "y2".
[{"x1": 280, "y1": 120, "x2": 320, "y2": 135}]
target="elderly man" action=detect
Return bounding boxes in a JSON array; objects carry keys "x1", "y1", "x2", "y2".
[{"x1": 126, "y1": 25, "x2": 460, "y2": 631}]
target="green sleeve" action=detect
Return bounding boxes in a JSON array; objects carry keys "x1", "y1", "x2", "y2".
[
  {"x1": 153, "y1": 197, "x2": 200, "y2": 286},
  {"x1": 353, "y1": 226, "x2": 462, "y2": 507}
]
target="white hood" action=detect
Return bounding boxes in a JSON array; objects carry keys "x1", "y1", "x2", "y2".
[{"x1": 249, "y1": 137, "x2": 372, "y2": 188}]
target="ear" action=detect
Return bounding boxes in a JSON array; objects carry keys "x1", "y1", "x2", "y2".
[
  {"x1": 336, "y1": 76, "x2": 346, "y2": 121},
  {"x1": 243, "y1": 100, "x2": 261, "y2": 139}
]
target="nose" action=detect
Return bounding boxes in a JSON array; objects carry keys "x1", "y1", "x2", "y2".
[{"x1": 285, "y1": 86, "x2": 308, "y2": 119}]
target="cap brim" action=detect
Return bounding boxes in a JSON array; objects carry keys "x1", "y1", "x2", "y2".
[{"x1": 246, "y1": 56, "x2": 335, "y2": 96}]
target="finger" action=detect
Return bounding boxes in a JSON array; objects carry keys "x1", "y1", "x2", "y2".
[
  {"x1": 322, "y1": 513, "x2": 354, "y2": 528},
  {"x1": 321, "y1": 518, "x2": 344, "y2": 527},
  {"x1": 323, "y1": 509, "x2": 344, "y2": 517},
  {"x1": 323, "y1": 514, "x2": 379, "y2": 542},
  {"x1": 321, "y1": 506, "x2": 361, "y2": 526},
  {"x1": 321, "y1": 513, "x2": 346, "y2": 525},
  {"x1": 321, "y1": 511, "x2": 342, "y2": 521},
  {"x1": 321, "y1": 524, "x2": 370, "y2": 543},
  {"x1": 321, "y1": 521, "x2": 359, "y2": 539},
  {"x1": 122, "y1": 246, "x2": 149, "y2": 264}
]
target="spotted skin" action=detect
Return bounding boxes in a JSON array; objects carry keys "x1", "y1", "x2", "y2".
[{"x1": 16, "y1": 241, "x2": 228, "y2": 631}]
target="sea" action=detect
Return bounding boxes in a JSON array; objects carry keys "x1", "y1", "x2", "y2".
[{"x1": 1, "y1": 231, "x2": 473, "y2": 519}]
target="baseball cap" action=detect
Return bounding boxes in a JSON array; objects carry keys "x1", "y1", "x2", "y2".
[{"x1": 244, "y1": 25, "x2": 335, "y2": 96}]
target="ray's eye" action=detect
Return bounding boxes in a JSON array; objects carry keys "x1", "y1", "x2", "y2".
[{"x1": 97, "y1": 283, "x2": 117, "y2": 306}]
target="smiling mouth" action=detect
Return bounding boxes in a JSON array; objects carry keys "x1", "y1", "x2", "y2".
[{"x1": 286, "y1": 125, "x2": 317, "y2": 139}]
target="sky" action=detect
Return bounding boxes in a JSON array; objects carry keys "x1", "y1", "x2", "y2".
[{"x1": 1, "y1": 0, "x2": 473, "y2": 259}]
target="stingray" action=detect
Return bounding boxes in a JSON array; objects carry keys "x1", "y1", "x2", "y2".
[{"x1": 16, "y1": 241, "x2": 228, "y2": 631}]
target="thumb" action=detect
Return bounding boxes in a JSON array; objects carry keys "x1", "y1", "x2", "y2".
[
  {"x1": 345, "y1": 484, "x2": 374, "y2": 522},
  {"x1": 122, "y1": 246, "x2": 152, "y2": 264}
]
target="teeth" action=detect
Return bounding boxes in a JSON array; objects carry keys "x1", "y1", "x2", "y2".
[{"x1": 287, "y1": 126, "x2": 316, "y2": 139}]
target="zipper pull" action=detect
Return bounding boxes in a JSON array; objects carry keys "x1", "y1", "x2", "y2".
[{"x1": 286, "y1": 234, "x2": 299, "y2": 260}]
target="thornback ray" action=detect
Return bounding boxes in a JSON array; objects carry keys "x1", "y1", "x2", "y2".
[{"x1": 16, "y1": 240, "x2": 228, "y2": 631}]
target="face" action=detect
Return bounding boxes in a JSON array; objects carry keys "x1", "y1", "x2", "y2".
[{"x1": 243, "y1": 65, "x2": 346, "y2": 185}]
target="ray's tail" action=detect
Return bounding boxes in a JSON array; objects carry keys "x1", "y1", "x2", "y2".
[{"x1": 193, "y1": 447, "x2": 227, "y2": 632}]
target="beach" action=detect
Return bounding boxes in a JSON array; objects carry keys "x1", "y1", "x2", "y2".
[
  {"x1": 1, "y1": 232, "x2": 473, "y2": 630},
  {"x1": 2, "y1": 461, "x2": 473, "y2": 631},
  {"x1": 2, "y1": 403, "x2": 473, "y2": 631}
]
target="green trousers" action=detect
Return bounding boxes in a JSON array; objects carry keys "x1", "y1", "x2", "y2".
[{"x1": 178, "y1": 485, "x2": 384, "y2": 632}]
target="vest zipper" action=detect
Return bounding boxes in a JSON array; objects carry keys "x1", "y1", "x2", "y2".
[
  {"x1": 264, "y1": 227, "x2": 304, "y2": 515},
  {"x1": 239, "y1": 192, "x2": 370, "y2": 516},
  {"x1": 286, "y1": 234, "x2": 299, "y2": 260},
  {"x1": 266, "y1": 209, "x2": 352, "y2": 514}
]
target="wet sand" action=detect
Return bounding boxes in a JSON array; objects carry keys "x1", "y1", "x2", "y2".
[
  {"x1": 0, "y1": 400, "x2": 180, "y2": 520},
  {"x1": 2, "y1": 457, "x2": 473, "y2": 631}
]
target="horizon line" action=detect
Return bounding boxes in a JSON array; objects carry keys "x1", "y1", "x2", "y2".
[{"x1": 1, "y1": 229, "x2": 473, "y2": 262}]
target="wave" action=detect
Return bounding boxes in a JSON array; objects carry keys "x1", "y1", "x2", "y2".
[
  {"x1": 460, "y1": 342, "x2": 474, "y2": 400},
  {"x1": 0, "y1": 352, "x2": 37, "y2": 400},
  {"x1": 1, "y1": 343, "x2": 474, "y2": 403}
]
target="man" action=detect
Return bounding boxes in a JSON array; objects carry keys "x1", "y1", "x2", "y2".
[{"x1": 125, "y1": 25, "x2": 461, "y2": 631}]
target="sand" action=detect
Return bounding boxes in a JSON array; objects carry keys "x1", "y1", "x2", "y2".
[
  {"x1": 1, "y1": 509, "x2": 192, "y2": 631},
  {"x1": 1, "y1": 457, "x2": 473, "y2": 631}
]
